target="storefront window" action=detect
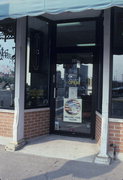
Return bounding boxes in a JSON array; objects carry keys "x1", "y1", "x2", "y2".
[
  {"x1": 111, "y1": 55, "x2": 123, "y2": 117},
  {"x1": 25, "y1": 17, "x2": 49, "y2": 108},
  {"x1": 0, "y1": 19, "x2": 16, "y2": 109},
  {"x1": 111, "y1": 8, "x2": 123, "y2": 117}
]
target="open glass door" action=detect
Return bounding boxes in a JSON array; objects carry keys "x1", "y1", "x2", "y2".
[{"x1": 54, "y1": 52, "x2": 93, "y2": 136}]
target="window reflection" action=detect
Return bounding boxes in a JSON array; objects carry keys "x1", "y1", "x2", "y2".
[
  {"x1": 55, "y1": 53, "x2": 93, "y2": 134},
  {"x1": 111, "y1": 55, "x2": 123, "y2": 117},
  {"x1": 0, "y1": 20, "x2": 16, "y2": 109},
  {"x1": 25, "y1": 17, "x2": 49, "y2": 108},
  {"x1": 111, "y1": 8, "x2": 123, "y2": 117}
]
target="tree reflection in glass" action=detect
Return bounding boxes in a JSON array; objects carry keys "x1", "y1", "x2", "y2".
[{"x1": 0, "y1": 20, "x2": 16, "y2": 109}]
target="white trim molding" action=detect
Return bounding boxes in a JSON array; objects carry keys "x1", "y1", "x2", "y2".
[
  {"x1": 5, "y1": 17, "x2": 27, "y2": 151},
  {"x1": 0, "y1": 109, "x2": 14, "y2": 113},
  {"x1": 109, "y1": 118, "x2": 123, "y2": 123},
  {"x1": 95, "y1": 9, "x2": 111, "y2": 165},
  {"x1": 25, "y1": 107, "x2": 50, "y2": 113}
]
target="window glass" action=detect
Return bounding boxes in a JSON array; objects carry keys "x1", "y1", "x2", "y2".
[
  {"x1": 55, "y1": 53, "x2": 93, "y2": 134},
  {"x1": 111, "y1": 55, "x2": 123, "y2": 117},
  {"x1": 113, "y1": 8, "x2": 123, "y2": 54},
  {"x1": 111, "y1": 8, "x2": 123, "y2": 117},
  {"x1": 25, "y1": 17, "x2": 49, "y2": 108},
  {"x1": 0, "y1": 19, "x2": 16, "y2": 109},
  {"x1": 57, "y1": 21, "x2": 96, "y2": 47}
]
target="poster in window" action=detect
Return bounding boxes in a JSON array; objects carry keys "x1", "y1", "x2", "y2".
[{"x1": 63, "y1": 98, "x2": 82, "y2": 123}]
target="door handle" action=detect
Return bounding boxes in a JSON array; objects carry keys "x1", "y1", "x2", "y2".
[
  {"x1": 54, "y1": 88, "x2": 56, "y2": 98},
  {"x1": 53, "y1": 74, "x2": 55, "y2": 83}
]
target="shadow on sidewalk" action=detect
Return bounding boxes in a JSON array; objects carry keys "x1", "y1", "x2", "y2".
[{"x1": 24, "y1": 158, "x2": 120, "y2": 180}]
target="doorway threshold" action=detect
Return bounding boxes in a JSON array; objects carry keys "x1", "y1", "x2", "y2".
[{"x1": 17, "y1": 135, "x2": 99, "y2": 163}]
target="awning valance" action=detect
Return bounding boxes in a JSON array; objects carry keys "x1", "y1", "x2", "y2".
[{"x1": 0, "y1": 0, "x2": 123, "y2": 20}]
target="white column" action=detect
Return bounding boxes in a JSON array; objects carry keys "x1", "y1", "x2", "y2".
[
  {"x1": 95, "y1": 9, "x2": 111, "y2": 164},
  {"x1": 5, "y1": 17, "x2": 27, "y2": 151}
]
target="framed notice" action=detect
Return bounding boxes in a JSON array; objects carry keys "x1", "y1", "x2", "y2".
[{"x1": 63, "y1": 98, "x2": 82, "y2": 123}]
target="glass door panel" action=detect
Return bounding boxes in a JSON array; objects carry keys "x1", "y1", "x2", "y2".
[{"x1": 55, "y1": 53, "x2": 93, "y2": 135}]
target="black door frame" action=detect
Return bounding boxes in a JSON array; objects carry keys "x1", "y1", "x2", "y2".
[{"x1": 49, "y1": 17, "x2": 103, "y2": 139}]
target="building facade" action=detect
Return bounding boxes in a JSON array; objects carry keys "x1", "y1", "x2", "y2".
[{"x1": 0, "y1": 2, "x2": 123, "y2": 164}]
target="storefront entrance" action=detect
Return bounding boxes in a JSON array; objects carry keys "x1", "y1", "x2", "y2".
[
  {"x1": 50, "y1": 19, "x2": 102, "y2": 138},
  {"x1": 54, "y1": 52, "x2": 94, "y2": 136}
]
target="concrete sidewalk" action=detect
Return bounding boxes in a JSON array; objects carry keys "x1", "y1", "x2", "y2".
[
  {"x1": 17, "y1": 135, "x2": 99, "y2": 163},
  {"x1": 0, "y1": 146, "x2": 123, "y2": 180}
]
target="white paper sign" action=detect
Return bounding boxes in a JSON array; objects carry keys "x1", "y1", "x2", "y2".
[
  {"x1": 69, "y1": 87, "x2": 77, "y2": 98},
  {"x1": 63, "y1": 98, "x2": 82, "y2": 123}
]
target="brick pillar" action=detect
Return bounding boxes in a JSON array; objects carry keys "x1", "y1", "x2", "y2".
[
  {"x1": 24, "y1": 108, "x2": 50, "y2": 139},
  {"x1": 95, "y1": 112, "x2": 102, "y2": 145},
  {"x1": 109, "y1": 121, "x2": 123, "y2": 153}
]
